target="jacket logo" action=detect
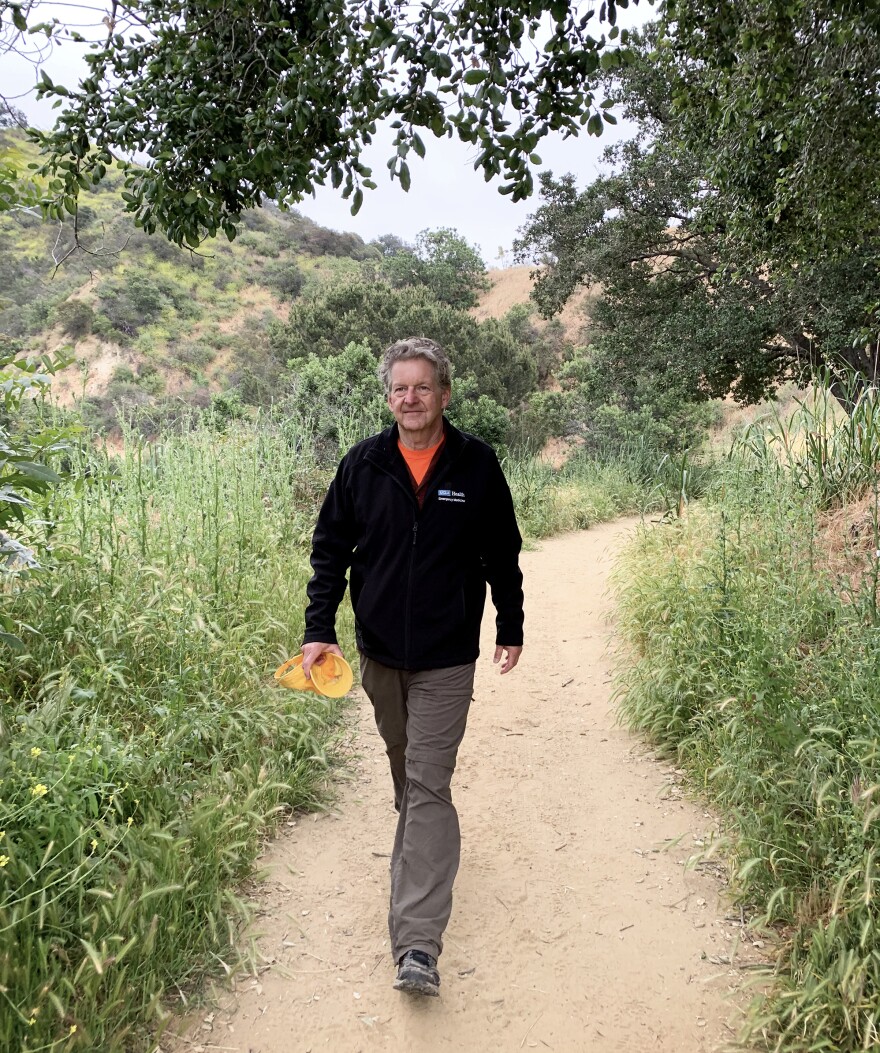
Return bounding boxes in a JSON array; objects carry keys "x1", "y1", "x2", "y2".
[{"x1": 438, "y1": 489, "x2": 466, "y2": 504}]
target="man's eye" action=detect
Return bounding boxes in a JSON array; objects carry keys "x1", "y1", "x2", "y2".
[{"x1": 418, "y1": 386, "x2": 431, "y2": 394}]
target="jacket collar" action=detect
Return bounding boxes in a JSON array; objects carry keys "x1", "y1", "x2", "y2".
[{"x1": 372, "y1": 417, "x2": 468, "y2": 464}]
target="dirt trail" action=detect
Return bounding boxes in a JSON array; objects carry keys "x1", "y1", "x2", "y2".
[{"x1": 180, "y1": 518, "x2": 755, "y2": 1053}]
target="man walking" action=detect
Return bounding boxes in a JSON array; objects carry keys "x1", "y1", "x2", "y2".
[{"x1": 301, "y1": 337, "x2": 524, "y2": 997}]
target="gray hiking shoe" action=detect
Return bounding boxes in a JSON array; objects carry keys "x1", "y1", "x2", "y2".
[{"x1": 393, "y1": 950, "x2": 440, "y2": 996}]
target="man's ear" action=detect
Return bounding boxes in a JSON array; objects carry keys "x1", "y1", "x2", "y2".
[{"x1": 441, "y1": 388, "x2": 451, "y2": 410}]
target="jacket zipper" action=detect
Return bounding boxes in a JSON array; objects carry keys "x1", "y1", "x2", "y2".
[{"x1": 404, "y1": 520, "x2": 418, "y2": 666}]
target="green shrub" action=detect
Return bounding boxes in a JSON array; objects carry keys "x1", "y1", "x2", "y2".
[
  {"x1": 97, "y1": 275, "x2": 167, "y2": 337},
  {"x1": 447, "y1": 380, "x2": 510, "y2": 453},
  {"x1": 275, "y1": 281, "x2": 536, "y2": 407},
  {"x1": 54, "y1": 300, "x2": 96, "y2": 340},
  {"x1": 264, "y1": 259, "x2": 304, "y2": 299},
  {"x1": 0, "y1": 303, "x2": 26, "y2": 337},
  {"x1": 96, "y1": 271, "x2": 201, "y2": 339},
  {"x1": 379, "y1": 227, "x2": 489, "y2": 310}
]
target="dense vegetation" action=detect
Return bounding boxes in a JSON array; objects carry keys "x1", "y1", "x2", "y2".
[
  {"x1": 616, "y1": 384, "x2": 880, "y2": 1052},
  {"x1": 515, "y1": 5, "x2": 879, "y2": 416},
  {"x1": 6, "y1": 0, "x2": 632, "y2": 243}
]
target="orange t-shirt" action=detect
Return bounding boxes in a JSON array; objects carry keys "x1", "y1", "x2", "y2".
[{"x1": 398, "y1": 438, "x2": 443, "y2": 487}]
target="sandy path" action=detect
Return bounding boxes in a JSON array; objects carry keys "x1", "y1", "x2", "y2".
[{"x1": 179, "y1": 518, "x2": 756, "y2": 1053}]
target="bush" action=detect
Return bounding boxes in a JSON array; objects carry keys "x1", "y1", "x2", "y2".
[
  {"x1": 264, "y1": 259, "x2": 305, "y2": 299},
  {"x1": 275, "y1": 281, "x2": 536, "y2": 407},
  {"x1": 447, "y1": 378, "x2": 510, "y2": 453},
  {"x1": 380, "y1": 227, "x2": 489, "y2": 310},
  {"x1": 284, "y1": 341, "x2": 388, "y2": 458},
  {"x1": 553, "y1": 346, "x2": 721, "y2": 454},
  {"x1": 0, "y1": 304, "x2": 26, "y2": 337},
  {"x1": 25, "y1": 297, "x2": 54, "y2": 334},
  {"x1": 97, "y1": 275, "x2": 168, "y2": 337},
  {"x1": 504, "y1": 304, "x2": 572, "y2": 387},
  {"x1": 96, "y1": 270, "x2": 202, "y2": 339},
  {"x1": 54, "y1": 300, "x2": 96, "y2": 339},
  {"x1": 511, "y1": 390, "x2": 569, "y2": 449}
]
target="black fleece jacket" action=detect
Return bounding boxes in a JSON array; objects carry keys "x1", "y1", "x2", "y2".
[{"x1": 303, "y1": 419, "x2": 524, "y2": 670}]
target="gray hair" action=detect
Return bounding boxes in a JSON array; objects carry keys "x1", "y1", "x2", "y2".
[{"x1": 378, "y1": 337, "x2": 452, "y2": 395}]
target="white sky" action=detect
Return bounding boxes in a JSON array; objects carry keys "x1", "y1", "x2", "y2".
[{"x1": 1, "y1": 2, "x2": 654, "y2": 261}]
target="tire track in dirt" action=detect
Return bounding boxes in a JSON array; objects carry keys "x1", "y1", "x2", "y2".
[{"x1": 175, "y1": 517, "x2": 756, "y2": 1053}]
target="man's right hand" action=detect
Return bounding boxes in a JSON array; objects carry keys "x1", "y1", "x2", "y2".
[{"x1": 302, "y1": 641, "x2": 345, "y2": 680}]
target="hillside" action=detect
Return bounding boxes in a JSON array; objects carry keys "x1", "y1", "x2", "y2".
[
  {"x1": 0, "y1": 130, "x2": 384, "y2": 419},
  {"x1": 474, "y1": 265, "x2": 598, "y2": 345},
  {"x1": 1, "y1": 131, "x2": 590, "y2": 432}
]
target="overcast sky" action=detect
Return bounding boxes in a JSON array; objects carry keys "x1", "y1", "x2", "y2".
[{"x1": 1, "y1": 2, "x2": 654, "y2": 262}]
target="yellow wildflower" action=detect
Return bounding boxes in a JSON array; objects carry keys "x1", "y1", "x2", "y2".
[
  {"x1": 31, "y1": 784, "x2": 48, "y2": 798},
  {"x1": 90, "y1": 839, "x2": 98, "y2": 851},
  {"x1": 69, "y1": 1024, "x2": 77, "y2": 1035},
  {"x1": 30, "y1": 747, "x2": 41, "y2": 758},
  {"x1": 0, "y1": 855, "x2": 8, "y2": 867},
  {"x1": 126, "y1": 817, "x2": 134, "y2": 827}
]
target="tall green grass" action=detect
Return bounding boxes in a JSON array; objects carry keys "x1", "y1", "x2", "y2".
[
  {"x1": 505, "y1": 440, "x2": 710, "y2": 537},
  {"x1": 739, "y1": 375, "x2": 880, "y2": 509},
  {"x1": 615, "y1": 386, "x2": 880, "y2": 1052},
  {"x1": 0, "y1": 419, "x2": 350, "y2": 1051}
]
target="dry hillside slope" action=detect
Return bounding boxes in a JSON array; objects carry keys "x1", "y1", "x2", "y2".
[{"x1": 473, "y1": 265, "x2": 598, "y2": 345}]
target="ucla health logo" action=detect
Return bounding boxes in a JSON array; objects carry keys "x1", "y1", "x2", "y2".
[{"x1": 438, "y1": 489, "x2": 466, "y2": 504}]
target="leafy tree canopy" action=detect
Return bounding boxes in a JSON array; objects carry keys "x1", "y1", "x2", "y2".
[
  {"x1": 515, "y1": 11, "x2": 880, "y2": 410},
  {"x1": 379, "y1": 227, "x2": 489, "y2": 310},
  {"x1": 662, "y1": 0, "x2": 880, "y2": 265},
  {"x1": 2, "y1": 0, "x2": 635, "y2": 246}
]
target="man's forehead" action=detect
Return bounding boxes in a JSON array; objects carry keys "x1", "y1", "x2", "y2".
[{"x1": 389, "y1": 358, "x2": 435, "y2": 382}]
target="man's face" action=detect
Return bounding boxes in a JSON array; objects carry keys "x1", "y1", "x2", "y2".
[{"x1": 387, "y1": 358, "x2": 450, "y2": 436}]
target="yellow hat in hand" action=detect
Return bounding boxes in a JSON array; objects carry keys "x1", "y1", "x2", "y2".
[
  {"x1": 274, "y1": 654, "x2": 316, "y2": 693},
  {"x1": 274, "y1": 653, "x2": 353, "y2": 697},
  {"x1": 310, "y1": 653, "x2": 354, "y2": 698}
]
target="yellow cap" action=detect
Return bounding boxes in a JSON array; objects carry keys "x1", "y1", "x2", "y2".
[
  {"x1": 309, "y1": 653, "x2": 354, "y2": 698},
  {"x1": 274, "y1": 654, "x2": 317, "y2": 693}
]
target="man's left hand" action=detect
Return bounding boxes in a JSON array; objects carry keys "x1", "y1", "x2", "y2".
[{"x1": 493, "y1": 644, "x2": 522, "y2": 674}]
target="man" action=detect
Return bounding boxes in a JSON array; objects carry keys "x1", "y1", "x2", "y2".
[{"x1": 301, "y1": 337, "x2": 524, "y2": 997}]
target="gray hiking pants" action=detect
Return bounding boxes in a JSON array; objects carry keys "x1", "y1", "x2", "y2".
[{"x1": 360, "y1": 655, "x2": 476, "y2": 964}]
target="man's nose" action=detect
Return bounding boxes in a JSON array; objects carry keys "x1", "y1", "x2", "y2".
[{"x1": 403, "y1": 388, "x2": 420, "y2": 402}]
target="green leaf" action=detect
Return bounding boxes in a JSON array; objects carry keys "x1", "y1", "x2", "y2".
[
  {"x1": 184, "y1": 190, "x2": 198, "y2": 205},
  {"x1": 0, "y1": 487, "x2": 31, "y2": 508},
  {"x1": 13, "y1": 461, "x2": 62, "y2": 484},
  {"x1": 463, "y1": 69, "x2": 488, "y2": 85},
  {"x1": 399, "y1": 162, "x2": 411, "y2": 192},
  {"x1": 0, "y1": 632, "x2": 25, "y2": 653}
]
